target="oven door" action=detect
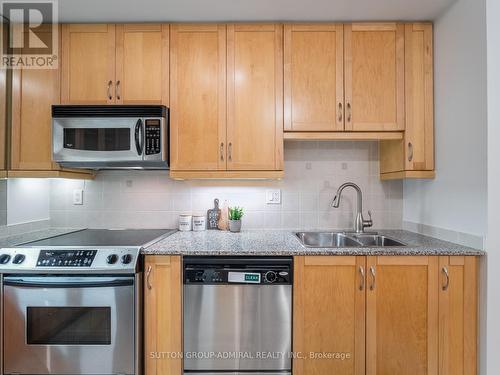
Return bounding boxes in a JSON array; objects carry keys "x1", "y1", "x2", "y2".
[
  {"x1": 3, "y1": 275, "x2": 135, "y2": 375},
  {"x1": 53, "y1": 117, "x2": 144, "y2": 165}
]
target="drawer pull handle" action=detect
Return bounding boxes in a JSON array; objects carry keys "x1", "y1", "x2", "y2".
[
  {"x1": 442, "y1": 266, "x2": 449, "y2": 291},
  {"x1": 408, "y1": 142, "x2": 414, "y2": 162},
  {"x1": 146, "y1": 265, "x2": 153, "y2": 290},
  {"x1": 338, "y1": 103, "x2": 343, "y2": 122},
  {"x1": 369, "y1": 266, "x2": 376, "y2": 291},
  {"x1": 220, "y1": 142, "x2": 224, "y2": 161},
  {"x1": 359, "y1": 266, "x2": 365, "y2": 291},
  {"x1": 107, "y1": 80, "x2": 113, "y2": 100}
]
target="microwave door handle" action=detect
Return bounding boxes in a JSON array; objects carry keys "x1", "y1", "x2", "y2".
[
  {"x1": 3, "y1": 278, "x2": 134, "y2": 288},
  {"x1": 135, "y1": 119, "x2": 144, "y2": 156}
]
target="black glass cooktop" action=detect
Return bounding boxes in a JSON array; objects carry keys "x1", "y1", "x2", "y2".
[{"x1": 19, "y1": 229, "x2": 177, "y2": 247}]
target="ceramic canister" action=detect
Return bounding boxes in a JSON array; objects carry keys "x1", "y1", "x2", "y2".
[
  {"x1": 179, "y1": 214, "x2": 193, "y2": 231},
  {"x1": 192, "y1": 215, "x2": 206, "y2": 231}
]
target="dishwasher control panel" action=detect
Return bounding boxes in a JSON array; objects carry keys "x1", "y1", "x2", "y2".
[{"x1": 183, "y1": 257, "x2": 293, "y2": 285}]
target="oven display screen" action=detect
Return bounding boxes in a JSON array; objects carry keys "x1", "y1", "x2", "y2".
[
  {"x1": 27, "y1": 307, "x2": 111, "y2": 345},
  {"x1": 36, "y1": 250, "x2": 97, "y2": 267}
]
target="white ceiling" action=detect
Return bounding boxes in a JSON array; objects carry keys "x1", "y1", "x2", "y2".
[{"x1": 58, "y1": 0, "x2": 457, "y2": 23}]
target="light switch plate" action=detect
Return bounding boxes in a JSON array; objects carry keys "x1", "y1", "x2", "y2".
[
  {"x1": 266, "y1": 189, "x2": 281, "y2": 204},
  {"x1": 73, "y1": 189, "x2": 83, "y2": 205}
]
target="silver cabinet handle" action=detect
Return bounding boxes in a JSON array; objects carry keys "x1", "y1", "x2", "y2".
[
  {"x1": 220, "y1": 142, "x2": 224, "y2": 161},
  {"x1": 359, "y1": 266, "x2": 365, "y2": 291},
  {"x1": 408, "y1": 142, "x2": 414, "y2": 162},
  {"x1": 338, "y1": 102, "x2": 343, "y2": 122},
  {"x1": 347, "y1": 102, "x2": 352, "y2": 123},
  {"x1": 116, "y1": 80, "x2": 121, "y2": 101},
  {"x1": 442, "y1": 266, "x2": 449, "y2": 291},
  {"x1": 369, "y1": 266, "x2": 376, "y2": 291},
  {"x1": 228, "y1": 142, "x2": 232, "y2": 162},
  {"x1": 146, "y1": 265, "x2": 153, "y2": 290},
  {"x1": 107, "y1": 80, "x2": 113, "y2": 100}
]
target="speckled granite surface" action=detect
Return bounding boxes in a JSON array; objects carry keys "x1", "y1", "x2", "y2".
[
  {"x1": 143, "y1": 229, "x2": 485, "y2": 256},
  {"x1": 0, "y1": 228, "x2": 84, "y2": 248}
]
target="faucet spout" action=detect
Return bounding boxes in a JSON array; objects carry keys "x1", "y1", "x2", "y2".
[{"x1": 331, "y1": 182, "x2": 373, "y2": 233}]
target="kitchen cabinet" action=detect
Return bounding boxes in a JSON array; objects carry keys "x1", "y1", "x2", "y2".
[
  {"x1": 345, "y1": 23, "x2": 405, "y2": 132},
  {"x1": 226, "y1": 24, "x2": 283, "y2": 171},
  {"x1": 169, "y1": 24, "x2": 226, "y2": 172},
  {"x1": 284, "y1": 24, "x2": 344, "y2": 132},
  {"x1": 380, "y1": 23, "x2": 435, "y2": 180},
  {"x1": 170, "y1": 23, "x2": 284, "y2": 179},
  {"x1": 293, "y1": 256, "x2": 365, "y2": 375},
  {"x1": 144, "y1": 256, "x2": 182, "y2": 375},
  {"x1": 438, "y1": 256, "x2": 477, "y2": 375},
  {"x1": 115, "y1": 24, "x2": 169, "y2": 104},
  {"x1": 61, "y1": 23, "x2": 168, "y2": 105},
  {"x1": 366, "y1": 256, "x2": 438, "y2": 375},
  {"x1": 61, "y1": 24, "x2": 116, "y2": 104},
  {"x1": 9, "y1": 26, "x2": 93, "y2": 179},
  {"x1": 293, "y1": 255, "x2": 478, "y2": 375}
]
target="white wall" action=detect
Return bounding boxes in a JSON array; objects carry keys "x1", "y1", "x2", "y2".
[
  {"x1": 486, "y1": 0, "x2": 500, "y2": 372},
  {"x1": 49, "y1": 142, "x2": 403, "y2": 230},
  {"x1": 7, "y1": 179, "x2": 50, "y2": 225},
  {"x1": 403, "y1": 0, "x2": 488, "y2": 246}
]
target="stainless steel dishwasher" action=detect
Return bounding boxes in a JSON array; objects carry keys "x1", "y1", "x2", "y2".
[{"x1": 183, "y1": 256, "x2": 293, "y2": 375}]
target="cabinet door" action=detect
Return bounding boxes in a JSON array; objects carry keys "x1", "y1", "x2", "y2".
[
  {"x1": 294, "y1": 256, "x2": 365, "y2": 375},
  {"x1": 11, "y1": 26, "x2": 60, "y2": 170},
  {"x1": 284, "y1": 24, "x2": 344, "y2": 132},
  {"x1": 11, "y1": 68, "x2": 59, "y2": 170},
  {"x1": 170, "y1": 24, "x2": 226, "y2": 171},
  {"x1": 345, "y1": 23, "x2": 404, "y2": 131},
  {"x1": 227, "y1": 24, "x2": 283, "y2": 171},
  {"x1": 116, "y1": 24, "x2": 169, "y2": 105},
  {"x1": 404, "y1": 23, "x2": 434, "y2": 171},
  {"x1": 144, "y1": 256, "x2": 182, "y2": 375},
  {"x1": 366, "y1": 256, "x2": 438, "y2": 375},
  {"x1": 61, "y1": 24, "x2": 116, "y2": 104},
  {"x1": 0, "y1": 58, "x2": 6, "y2": 172},
  {"x1": 438, "y1": 256, "x2": 477, "y2": 375}
]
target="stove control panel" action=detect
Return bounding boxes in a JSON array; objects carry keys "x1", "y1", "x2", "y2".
[{"x1": 36, "y1": 250, "x2": 97, "y2": 267}]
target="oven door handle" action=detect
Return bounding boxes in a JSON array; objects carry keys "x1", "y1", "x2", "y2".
[{"x1": 3, "y1": 277, "x2": 134, "y2": 288}]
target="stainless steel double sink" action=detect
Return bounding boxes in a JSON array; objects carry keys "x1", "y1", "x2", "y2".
[{"x1": 295, "y1": 232, "x2": 407, "y2": 248}]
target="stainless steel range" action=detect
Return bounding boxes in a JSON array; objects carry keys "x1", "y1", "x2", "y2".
[{"x1": 0, "y1": 229, "x2": 176, "y2": 375}]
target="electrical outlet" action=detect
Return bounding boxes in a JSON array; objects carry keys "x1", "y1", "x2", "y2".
[
  {"x1": 266, "y1": 189, "x2": 281, "y2": 204},
  {"x1": 73, "y1": 189, "x2": 83, "y2": 205}
]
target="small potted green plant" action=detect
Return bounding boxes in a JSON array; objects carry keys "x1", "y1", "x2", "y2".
[{"x1": 228, "y1": 206, "x2": 244, "y2": 233}]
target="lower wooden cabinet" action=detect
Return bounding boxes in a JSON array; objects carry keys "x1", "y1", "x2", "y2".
[
  {"x1": 293, "y1": 256, "x2": 365, "y2": 375},
  {"x1": 293, "y1": 255, "x2": 478, "y2": 375},
  {"x1": 438, "y1": 256, "x2": 477, "y2": 375},
  {"x1": 366, "y1": 256, "x2": 438, "y2": 375},
  {"x1": 144, "y1": 255, "x2": 182, "y2": 375}
]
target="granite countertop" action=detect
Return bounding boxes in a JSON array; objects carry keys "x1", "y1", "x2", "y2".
[
  {"x1": 144, "y1": 229, "x2": 485, "y2": 256},
  {"x1": 0, "y1": 228, "x2": 84, "y2": 248}
]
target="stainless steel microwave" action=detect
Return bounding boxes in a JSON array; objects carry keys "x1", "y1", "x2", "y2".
[{"x1": 52, "y1": 105, "x2": 169, "y2": 169}]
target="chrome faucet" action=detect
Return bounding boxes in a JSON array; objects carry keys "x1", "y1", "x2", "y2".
[{"x1": 332, "y1": 182, "x2": 373, "y2": 233}]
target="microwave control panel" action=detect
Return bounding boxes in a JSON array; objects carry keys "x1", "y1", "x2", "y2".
[
  {"x1": 145, "y1": 119, "x2": 161, "y2": 155},
  {"x1": 36, "y1": 250, "x2": 97, "y2": 267}
]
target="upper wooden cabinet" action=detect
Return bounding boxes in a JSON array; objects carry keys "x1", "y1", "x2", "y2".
[
  {"x1": 61, "y1": 24, "x2": 116, "y2": 104},
  {"x1": 170, "y1": 24, "x2": 284, "y2": 179},
  {"x1": 61, "y1": 23, "x2": 169, "y2": 105},
  {"x1": 170, "y1": 24, "x2": 226, "y2": 171},
  {"x1": 284, "y1": 24, "x2": 344, "y2": 132},
  {"x1": 294, "y1": 256, "x2": 365, "y2": 375},
  {"x1": 116, "y1": 24, "x2": 169, "y2": 104},
  {"x1": 144, "y1": 256, "x2": 182, "y2": 375},
  {"x1": 380, "y1": 23, "x2": 435, "y2": 180},
  {"x1": 227, "y1": 24, "x2": 283, "y2": 171},
  {"x1": 345, "y1": 23, "x2": 405, "y2": 132},
  {"x1": 0, "y1": 62, "x2": 7, "y2": 177}
]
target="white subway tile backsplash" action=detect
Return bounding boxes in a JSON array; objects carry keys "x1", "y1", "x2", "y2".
[{"x1": 48, "y1": 141, "x2": 403, "y2": 230}]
